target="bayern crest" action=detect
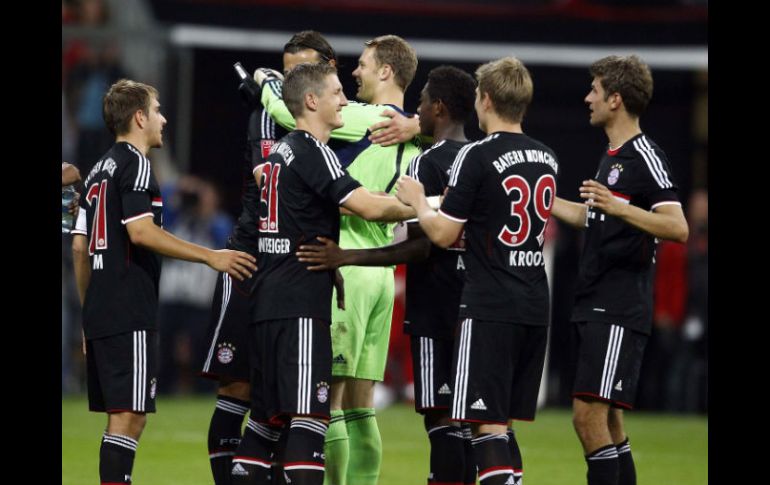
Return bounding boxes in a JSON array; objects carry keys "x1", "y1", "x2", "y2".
[
  {"x1": 316, "y1": 381, "x2": 330, "y2": 403},
  {"x1": 607, "y1": 163, "x2": 624, "y2": 186},
  {"x1": 217, "y1": 343, "x2": 236, "y2": 364}
]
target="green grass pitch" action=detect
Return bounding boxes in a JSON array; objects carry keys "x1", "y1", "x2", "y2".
[{"x1": 63, "y1": 395, "x2": 707, "y2": 485}]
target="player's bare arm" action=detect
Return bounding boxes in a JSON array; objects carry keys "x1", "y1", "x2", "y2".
[
  {"x1": 72, "y1": 234, "x2": 91, "y2": 307},
  {"x1": 552, "y1": 196, "x2": 588, "y2": 229},
  {"x1": 296, "y1": 229, "x2": 431, "y2": 270},
  {"x1": 62, "y1": 161, "x2": 81, "y2": 186},
  {"x1": 396, "y1": 175, "x2": 464, "y2": 248},
  {"x1": 367, "y1": 109, "x2": 421, "y2": 146},
  {"x1": 341, "y1": 186, "x2": 416, "y2": 222},
  {"x1": 580, "y1": 179, "x2": 688, "y2": 243},
  {"x1": 125, "y1": 217, "x2": 257, "y2": 280}
]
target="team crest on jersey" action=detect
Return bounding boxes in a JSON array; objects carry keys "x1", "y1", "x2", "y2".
[
  {"x1": 607, "y1": 163, "x2": 624, "y2": 186},
  {"x1": 217, "y1": 343, "x2": 236, "y2": 364},
  {"x1": 316, "y1": 381, "x2": 330, "y2": 403},
  {"x1": 149, "y1": 378, "x2": 157, "y2": 399},
  {"x1": 261, "y1": 140, "x2": 275, "y2": 159}
]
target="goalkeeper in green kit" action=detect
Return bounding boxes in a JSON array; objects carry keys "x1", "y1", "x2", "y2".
[{"x1": 254, "y1": 34, "x2": 421, "y2": 485}]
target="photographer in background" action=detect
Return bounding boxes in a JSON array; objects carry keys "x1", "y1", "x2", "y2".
[{"x1": 157, "y1": 174, "x2": 235, "y2": 394}]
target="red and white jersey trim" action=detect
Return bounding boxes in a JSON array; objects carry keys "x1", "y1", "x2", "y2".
[
  {"x1": 651, "y1": 200, "x2": 682, "y2": 210},
  {"x1": 438, "y1": 209, "x2": 467, "y2": 224},
  {"x1": 122, "y1": 212, "x2": 154, "y2": 225},
  {"x1": 610, "y1": 191, "x2": 631, "y2": 204}
]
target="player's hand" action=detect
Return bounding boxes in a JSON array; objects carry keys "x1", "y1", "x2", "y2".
[
  {"x1": 368, "y1": 110, "x2": 419, "y2": 146},
  {"x1": 81, "y1": 329, "x2": 87, "y2": 356},
  {"x1": 579, "y1": 179, "x2": 628, "y2": 217},
  {"x1": 62, "y1": 162, "x2": 81, "y2": 186},
  {"x1": 253, "y1": 67, "x2": 283, "y2": 86},
  {"x1": 395, "y1": 175, "x2": 425, "y2": 207},
  {"x1": 296, "y1": 236, "x2": 345, "y2": 271},
  {"x1": 334, "y1": 269, "x2": 345, "y2": 310},
  {"x1": 68, "y1": 191, "x2": 80, "y2": 217},
  {"x1": 209, "y1": 250, "x2": 257, "y2": 281}
]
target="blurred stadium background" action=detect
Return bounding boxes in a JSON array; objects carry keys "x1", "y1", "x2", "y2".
[{"x1": 62, "y1": 0, "x2": 707, "y2": 483}]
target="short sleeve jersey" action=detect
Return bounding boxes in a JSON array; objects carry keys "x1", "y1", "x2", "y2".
[
  {"x1": 227, "y1": 107, "x2": 289, "y2": 256},
  {"x1": 261, "y1": 79, "x2": 422, "y2": 252},
  {"x1": 570, "y1": 133, "x2": 681, "y2": 334},
  {"x1": 403, "y1": 140, "x2": 468, "y2": 339},
  {"x1": 439, "y1": 132, "x2": 558, "y2": 326},
  {"x1": 72, "y1": 142, "x2": 163, "y2": 339},
  {"x1": 251, "y1": 130, "x2": 362, "y2": 323}
]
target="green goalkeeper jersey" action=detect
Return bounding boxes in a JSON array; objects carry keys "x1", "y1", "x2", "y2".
[{"x1": 261, "y1": 79, "x2": 422, "y2": 250}]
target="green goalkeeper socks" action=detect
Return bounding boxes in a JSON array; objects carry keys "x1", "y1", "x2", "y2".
[
  {"x1": 344, "y1": 408, "x2": 382, "y2": 485},
  {"x1": 323, "y1": 409, "x2": 349, "y2": 485}
]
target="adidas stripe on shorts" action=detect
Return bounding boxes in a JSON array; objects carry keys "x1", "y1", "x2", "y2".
[
  {"x1": 410, "y1": 336, "x2": 455, "y2": 413},
  {"x1": 450, "y1": 319, "x2": 547, "y2": 424},
  {"x1": 571, "y1": 321, "x2": 647, "y2": 409},
  {"x1": 87, "y1": 330, "x2": 158, "y2": 413}
]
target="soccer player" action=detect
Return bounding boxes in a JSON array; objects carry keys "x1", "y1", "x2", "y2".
[
  {"x1": 229, "y1": 62, "x2": 415, "y2": 485},
  {"x1": 396, "y1": 57, "x2": 558, "y2": 485},
  {"x1": 200, "y1": 31, "x2": 339, "y2": 485},
  {"x1": 70, "y1": 79, "x2": 256, "y2": 485},
  {"x1": 254, "y1": 35, "x2": 421, "y2": 485},
  {"x1": 550, "y1": 55, "x2": 688, "y2": 485},
  {"x1": 295, "y1": 65, "x2": 479, "y2": 485}
]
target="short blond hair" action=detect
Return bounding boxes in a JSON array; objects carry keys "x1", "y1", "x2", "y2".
[
  {"x1": 364, "y1": 35, "x2": 418, "y2": 91},
  {"x1": 103, "y1": 79, "x2": 158, "y2": 136},
  {"x1": 475, "y1": 57, "x2": 533, "y2": 123}
]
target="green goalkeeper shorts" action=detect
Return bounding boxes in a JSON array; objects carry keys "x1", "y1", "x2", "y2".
[{"x1": 330, "y1": 265, "x2": 395, "y2": 381}]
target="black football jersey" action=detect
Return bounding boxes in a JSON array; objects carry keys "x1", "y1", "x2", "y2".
[
  {"x1": 440, "y1": 132, "x2": 558, "y2": 325},
  {"x1": 403, "y1": 140, "x2": 467, "y2": 339},
  {"x1": 227, "y1": 108, "x2": 288, "y2": 256},
  {"x1": 251, "y1": 130, "x2": 362, "y2": 323},
  {"x1": 72, "y1": 142, "x2": 163, "y2": 339},
  {"x1": 571, "y1": 133, "x2": 680, "y2": 334}
]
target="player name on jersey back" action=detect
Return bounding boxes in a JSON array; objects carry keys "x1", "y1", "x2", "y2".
[{"x1": 258, "y1": 237, "x2": 291, "y2": 254}]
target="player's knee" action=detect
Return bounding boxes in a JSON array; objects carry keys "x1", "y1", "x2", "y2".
[{"x1": 218, "y1": 380, "x2": 250, "y2": 402}]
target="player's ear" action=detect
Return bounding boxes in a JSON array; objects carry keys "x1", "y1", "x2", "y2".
[
  {"x1": 134, "y1": 109, "x2": 146, "y2": 129},
  {"x1": 433, "y1": 99, "x2": 445, "y2": 118},
  {"x1": 305, "y1": 92, "x2": 318, "y2": 111},
  {"x1": 379, "y1": 63, "x2": 392, "y2": 82}
]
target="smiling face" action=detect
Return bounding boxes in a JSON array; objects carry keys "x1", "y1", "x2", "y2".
[
  {"x1": 316, "y1": 73, "x2": 348, "y2": 130},
  {"x1": 416, "y1": 83, "x2": 436, "y2": 136},
  {"x1": 352, "y1": 47, "x2": 380, "y2": 102}
]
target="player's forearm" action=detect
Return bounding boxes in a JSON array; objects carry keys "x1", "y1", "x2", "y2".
[
  {"x1": 260, "y1": 80, "x2": 297, "y2": 131},
  {"x1": 552, "y1": 197, "x2": 587, "y2": 229},
  {"x1": 416, "y1": 199, "x2": 457, "y2": 248},
  {"x1": 72, "y1": 235, "x2": 91, "y2": 307},
  {"x1": 616, "y1": 204, "x2": 689, "y2": 243},
  {"x1": 128, "y1": 221, "x2": 215, "y2": 265},
  {"x1": 373, "y1": 197, "x2": 417, "y2": 222},
  {"x1": 344, "y1": 237, "x2": 430, "y2": 267}
]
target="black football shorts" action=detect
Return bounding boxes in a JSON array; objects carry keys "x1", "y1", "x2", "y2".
[
  {"x1": 450, "y1": 318, "x2": 547, "y2": 424},
  {"x1": 87, "y1": 330, "x2": 158, "y2": 413},
  {"x1": 249, "y1": 317, "x2": 332, "y2": 425},
  {"x1": 571, "y1": 321, "x2": 647, "y2": 409},
  {"x1": 411, "y1": 335, "x2": 455, "y2": 413},
  {"x1": 200, "y1": 272, "x2": 254, "y2": 382}
]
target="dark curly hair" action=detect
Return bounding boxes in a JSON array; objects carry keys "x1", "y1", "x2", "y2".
[{"x1": 425, "y1": 65, "x2": 476, "y2": 123}]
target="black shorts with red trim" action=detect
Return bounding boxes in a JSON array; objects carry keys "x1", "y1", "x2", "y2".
[
  {"x1": 200, "y1": 272, "x2": 254, "y2": 382},
  {"x1": 410, "y1": 336, "x2": 454, "y2": 413},
  {"x1": 249, "y1": 318, "x2": 332, "y2": 425},
  {"x1": 450, "y1": 319, "x2": 547, "y2": 424},
  {"x1": 87, "y1": 330, "x2": 158, "y2": 413},
  {"x1": 571, "y1": 321, "x2": 647, "y2": 409}
]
